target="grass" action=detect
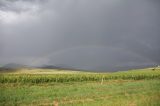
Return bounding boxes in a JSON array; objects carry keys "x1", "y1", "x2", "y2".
[{"x1": 0, "y1": 68, "x2": 160, "y2": 106}]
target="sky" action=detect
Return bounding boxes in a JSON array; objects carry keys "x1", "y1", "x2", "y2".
[{"x1": 0, "y1": 0, "x2": 160, "y2": 71}]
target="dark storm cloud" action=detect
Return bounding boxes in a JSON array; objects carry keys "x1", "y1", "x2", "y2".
[{"x1": 0, "y1": 0, "x2": 160, "y2": 71}]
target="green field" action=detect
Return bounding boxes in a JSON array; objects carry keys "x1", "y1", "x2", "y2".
[{"x1": 0, "y1": 68, "x2": 160, "y2": 106}]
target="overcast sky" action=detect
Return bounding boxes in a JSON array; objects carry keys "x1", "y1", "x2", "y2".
[{"x1": 0, "y1": 0, "x2": 160, "y2": 71}]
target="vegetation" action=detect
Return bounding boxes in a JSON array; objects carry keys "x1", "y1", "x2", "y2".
[{"x1": 0, "y1": 68, "x2": 160, "y2": 106}]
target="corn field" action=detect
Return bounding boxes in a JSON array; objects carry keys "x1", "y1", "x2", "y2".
[{"x1": 0, "y1": 69, "x2": 160, "y2": 84}]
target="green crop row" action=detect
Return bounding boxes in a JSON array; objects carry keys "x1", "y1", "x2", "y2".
[{"x1": 0, "y1": 70, "x2": 160, "y2": 84}]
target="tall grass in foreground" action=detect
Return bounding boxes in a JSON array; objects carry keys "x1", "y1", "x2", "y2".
[{"x1": 1, "y1": 68, "x2": 160, "y2": 106}]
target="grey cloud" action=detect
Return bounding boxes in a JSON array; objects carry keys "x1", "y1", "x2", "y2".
[
  {"x1": 0, "y1": 0, "x2": 47, "y2": 13},
  {"x1": 0, "y1": 0, "x2": 160, "y2": 71}
]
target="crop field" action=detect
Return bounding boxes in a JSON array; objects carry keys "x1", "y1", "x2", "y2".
[{"x1": 0, "y1": 68, "x2": 160, "y2": 106}]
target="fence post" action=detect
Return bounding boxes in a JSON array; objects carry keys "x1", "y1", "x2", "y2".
[{"x1": 101, "y1": 75, "x2": 104, "y2": 85}]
